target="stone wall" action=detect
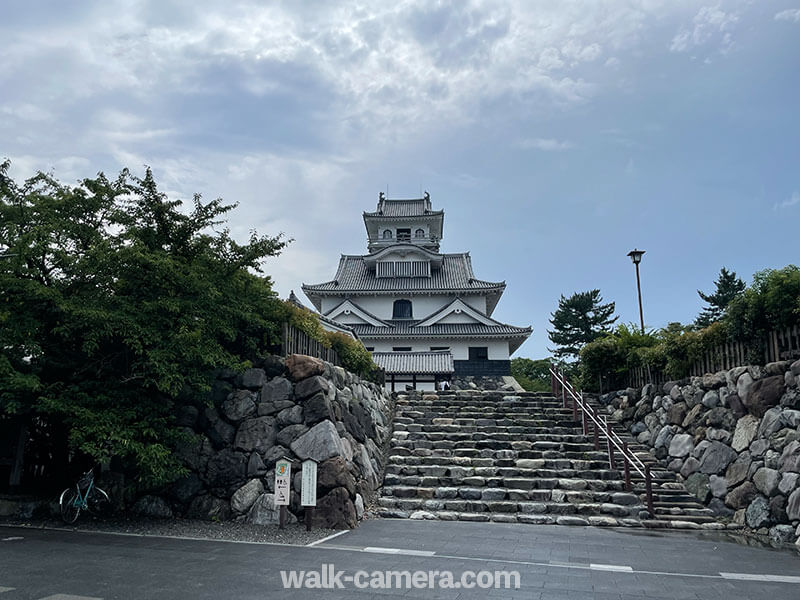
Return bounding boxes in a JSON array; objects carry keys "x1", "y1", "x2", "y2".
[
  {"x1": 449, "y1": 375, "x2": 518, "y2": 391},
  {"x1": 596, "y1": 359, "x2": 800, "y2": 548},
  {"x1": 132, "y1": 354, "x2": 393, "y2": 529}
]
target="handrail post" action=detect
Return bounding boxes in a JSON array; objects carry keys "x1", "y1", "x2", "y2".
[
  {"x1": 622, "y1": 441, "x2": 632, "y2": 492},
  {"x1": 561, "y1": 373, "x2": 567, "y2": 409},
  {"x1": 605, "y1": 419, "x2": 614, "y2": 469},
  {"x1": 591, "y1": 406, "x2": 599, "y2": 450},
  {"x1": 581, "y1": 392, "x2": 588, "y2": 436},
  {"x1": 645, "y1": 464, "x2": 655, "y2": 517},
  {"x1": 572, "y1": 387, "x2": 578, "y2": 421}
]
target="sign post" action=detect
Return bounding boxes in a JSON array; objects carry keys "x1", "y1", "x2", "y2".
[
  {"x1": 301, "y1": 459, "x2": 318, "y2": 531},
  {"x1": 274, "y1": 458, "x2": 291, "y2": 530}
]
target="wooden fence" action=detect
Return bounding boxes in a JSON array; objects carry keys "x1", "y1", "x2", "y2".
[
  {"x1": 280, "y1": 322, "x2": 341, "y2": 366},
  {"x1": 625, "y1": 325, "x2": 800, "y2": 389}
]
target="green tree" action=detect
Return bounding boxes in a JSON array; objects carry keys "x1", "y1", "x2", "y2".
[
  {"x1": 0, "y1": 162, "x2": 289, "y2": 487},
  {"x1": 510, "y1": 357, "x2": 552, "y2": 392},
  {"x1": 695, "y1": 267, "x2": 745, "y2": 327},
  {"x1": 547, "y1": 290, "x2": 618, "y2": 360},
  {"x1": 724, "y1": 265, "x2": 800, "y2": 361}
]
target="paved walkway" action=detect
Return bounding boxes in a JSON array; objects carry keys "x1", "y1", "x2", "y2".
[{"x1": 1, "y1": 520, "x2": 798, "y2": 599}]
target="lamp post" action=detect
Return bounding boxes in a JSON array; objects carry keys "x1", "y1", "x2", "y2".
[{"x1": 627, "y1": 248, "x2": 645, "y2": 334}]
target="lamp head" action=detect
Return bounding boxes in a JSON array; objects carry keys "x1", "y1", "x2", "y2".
[{"x1": 627, "y1": 248, "x2": 645, "y2": 265}]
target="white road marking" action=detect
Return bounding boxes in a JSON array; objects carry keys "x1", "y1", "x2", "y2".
[
  {"x1": 1, "y1": 537, "x2": 23, "y2": 541},
  {"x1": 363, "y1": 546, "x2": 436, "y2": 556},
  {"x1": 307, "y1": 530, "x2": 349, "y2": 546},
  {"x1": 39, "y1": 595, "x2": 103, "y2": 600},
  {"x1": 720, "y1": 572, "x2": 800, "y2": 584},
  {"x1": 590, "y1": 564, "x2": 633, "y2": 572},
  {"x1": 0, "y1": 587, "x2": 15, "y2": 593}
]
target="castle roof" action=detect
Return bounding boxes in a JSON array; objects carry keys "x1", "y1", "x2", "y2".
[
  {"x1": 351, "y1": 321, "x2": 531, "y2": 353},
  {"x1": 372, "y1": 351, "x2": 454, "y2": 374},
  {"x1": 303, "y1": 253, "x2": 504, "y2": 294},
  {"x1": 363, "y1": 195, "x2": 442, "y2": 218}
]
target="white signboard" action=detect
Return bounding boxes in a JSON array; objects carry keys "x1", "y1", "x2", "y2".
[
  {"x1": 301, "y1": 459, "x2": 318, "y2": 507},
  {"x1": 274, "y1": 459, "x2": 291, "y2": 506}
]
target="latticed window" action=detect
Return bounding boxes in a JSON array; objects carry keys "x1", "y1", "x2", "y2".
[
  {"x1": 393, "y1": 299, "x2": 413, "y2": 319},
  {"x1": 383, "y1": 229, "x2": 392, "y2": 239},
  {"x1": 376, "y1": 261, "x2": 431, "y2": 278},
  {"x1": 415, "y1": 228, "x2": 425, "y2": 238}
]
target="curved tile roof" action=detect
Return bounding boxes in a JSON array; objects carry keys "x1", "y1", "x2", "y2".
[
  {"x1": 350, "y1": 322, "x2": 532, "y2": 338},
  {"x1": 302, "y1": 253, "x2": 505, "y2": 293},
  {"x1": 372, "y1": 351, "x2": 454, "y2": 374},
  {"x1": 363, "y1": 198, "x2": 443, "y2": 218}
]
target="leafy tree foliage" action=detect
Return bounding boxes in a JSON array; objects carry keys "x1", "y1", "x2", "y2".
[
  {"x1": 725, "y1": 265, "x2": 800, "y2": 361},
  {"x1": 695, "y1": 267, "x2": 745, "y2": 328},
  {"x1": 547, "y1": 290, "x2": 618, "y2": 360},
  {"x1": 579, "y1": 323, "x2": 662, "y2": 391},
  {"x1": 510, "y1": 357, "x2": 552, "y2": 392},
  {"x1": 0, "y1": 162, "x2": 289, "y2": 487},
  {"x1": 579, "y1": 265, "x2": 799, "y2": 390}
]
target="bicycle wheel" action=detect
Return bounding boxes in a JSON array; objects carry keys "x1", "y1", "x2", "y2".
[
  {"x1": 59, "y1": 487, "x2": 81, "y2": 524},
  {"x1": 87, "y1": 486, "x2": 111, "y2": 517}
]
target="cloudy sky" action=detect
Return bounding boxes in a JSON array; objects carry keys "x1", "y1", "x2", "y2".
[{"x1": 3, "y1": 1, "x2": 798, "y2": 359}]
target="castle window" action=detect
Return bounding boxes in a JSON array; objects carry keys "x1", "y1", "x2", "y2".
[
  {"x1": 469, "y1": 347, "x2": 488, "y2": 361},
  {"x1": 397, "y1": 228, "x2": 411, "y2": 241},
  {"x1": 392, "y1": 299, "x2": 413, "y2": 319},
  {"x1": 415, "y1": 228, "x2": 425, "y2": 238},
  {"x1": 382, "y1": 229, "x2": 392, "y2": 239}
]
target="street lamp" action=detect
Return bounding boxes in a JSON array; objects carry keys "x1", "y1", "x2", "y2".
[{"x1": 627, "y1": 248, "x2": 645, "y2": 334}]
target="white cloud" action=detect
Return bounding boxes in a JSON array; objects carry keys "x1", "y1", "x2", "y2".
[
  {"x1": 775, "y1": 9, "x2": 800, "y2": 23},
  {"x1": 518, "y1": 138, "x2": 573, "y2": 151},
  {"x1": 670, "y1": 4, "x2": 740, "y2": 54},
  {"x1": 774, "y1": 191, "x2": 800, "y2": 210}
]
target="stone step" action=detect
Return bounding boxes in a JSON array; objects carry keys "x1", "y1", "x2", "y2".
[
  {"x1": 395, "y1": 410, "x2": 575, "y2": 419},
  {"x1": 397, "y1": 431, "x2": 594, "y2": 442},
  {"x1": 386, "y1": 454, "x2": 622, "y2": 470},
  {"x1": 376, "y1": 496, "x2": 643, "y2": 518},
  {"x1": 384, "y1": 463, "x2": 625, "y2": 479},
  {"x1": 388, "y1": 448, "x2": 614, "y2": 464},
  {"x1": 377, "y1": 509, "x2": 643, "y2": 527},
  {"x1": 649, "y1": 513, "x2": 717, "y2": 524},
  {"x1": 391, "y1": 432, "x2": 608, "y2": 450},
  {"x1": 393, "y1": 423, "x2": 582, "y2": 434},
  {"x1": 381, "y1": 476, "x2": 635, "y2": 494},
  {"x1": 384, "y1": 465, "x2": 627, "y2": 484}
]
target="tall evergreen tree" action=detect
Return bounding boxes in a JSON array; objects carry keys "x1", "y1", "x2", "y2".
[
  {"x1": 695, "y1": 267, "x2": 746, "y2": 328},
  {"x1": 547, "y1": 290, "x2": 618, "y2": 360}
]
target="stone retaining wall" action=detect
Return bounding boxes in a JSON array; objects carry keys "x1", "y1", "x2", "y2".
[
  {"x1": 596, "y1": 359, "x2": 800, "y2": 548},
  {"x1": 132, "y1": 354, "x2": 393, "y2": 529},
  {"x1": 449, "y1": 376, "x2": 518, "y2": 391}
]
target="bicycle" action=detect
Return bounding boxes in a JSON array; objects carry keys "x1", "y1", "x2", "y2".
[{"x1": 59, "y1": 469, "x2": 111, "y2": 524}]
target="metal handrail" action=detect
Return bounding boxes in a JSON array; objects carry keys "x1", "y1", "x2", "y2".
[{"x1": 549, "y1": 366, "x2": 655, "y2": 516}]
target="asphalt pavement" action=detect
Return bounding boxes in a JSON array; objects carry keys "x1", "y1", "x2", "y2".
[{"x1": 1, "y1": 519, "x2": 799, "y2": 599}]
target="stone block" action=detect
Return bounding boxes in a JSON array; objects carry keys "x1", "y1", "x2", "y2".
[
  {"x1": 669, "y1": 434, "x2": 694, "y2": 458},
  {"x1": 240, "y1": 368, "x2": 267, "y2": 390},
  {"x1": 290, "y1": 420, "x2": 345, "y2": 462},
  {"x1": 234, "y1": 416, "x2": 277, "y2": 454},
  {"x1": 745, "y1": 496, "x2": 771, "y2": 529},
  {"x1": 725, "y1": 481, "x2": 757, "y2": 510},
  {"x1": 753, "y1": 467, "x2": 780, "y2": 497},
  {"x1": 731, "y1": 415, "x2": 760, "y2": 452},
  {"x1": 699, "y1": 441, "x2": 737, "y2": 475},
  {"x1": 285, "y1": 354, "x2": 326, "y2": 381},
  {"x1": 231, "y1": 479, "x2": 265, "y2": 514},
  {"x1": 744, "y1": 375, "x2": 785, "y2": 418}
]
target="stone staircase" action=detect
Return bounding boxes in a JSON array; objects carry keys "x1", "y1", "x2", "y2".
[{"x1": 377, "y1": 390, "x2": 719, "y2": 528}]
